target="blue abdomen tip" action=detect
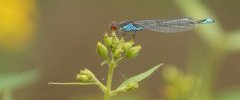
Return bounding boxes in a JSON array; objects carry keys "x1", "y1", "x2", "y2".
[{"x1": 200, "y1": 18, "x2": 215, "y2": 24}]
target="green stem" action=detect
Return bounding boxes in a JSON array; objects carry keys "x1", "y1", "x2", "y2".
[
  {"x1": 104, "y1": 62, "x2": 116, "y2": 100},
  {"x1": 48, "y1": 82, "x2": 97, "y2": 85},
  {"x1": 49, "y1": 77, "x2": 106, "y2": 92},
  {"x1": 92, "y1": 76, "x2": 107, "y2": 92}
]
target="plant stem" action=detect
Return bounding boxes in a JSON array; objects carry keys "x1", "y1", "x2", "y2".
[
  {"x1": 104, "y1": 62, "x2": 116, "y2": 100},
  {"x1": 48, "y1": 82, "x2": 97, "y2": 85}
]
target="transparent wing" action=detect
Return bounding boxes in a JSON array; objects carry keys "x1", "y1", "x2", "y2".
[{"x1": 134, "y1": 17, "x2": 199, "y2": 33}]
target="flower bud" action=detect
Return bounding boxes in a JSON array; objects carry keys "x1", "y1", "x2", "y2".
[
  {"x1": 104, "y1": 33, "x2": 113, "y2": 47},
  {"x1": 80, "y1": 68, "x2": 93, "y2": 75},
  {"x1": 114, "y1": 48, "x2": 123, "y2": 58},
  {"x1": 118, "y1": 39, "x2": 125, "y2": 48},
  {"x1": 76, "y1": 74, "x2": 89, "y2": 82},
  {"x1": 123, "y1": 41, "x2": 134, "y2": 51},
  {"x1": 76, "y1": 69, "x2": 95, "y2": 82},
  {"x1": 111, "y1": 31, "x2": 117, "y2": 37},
  {"x1": 113, "y1": 38, "x2": 120, "y2": 45},
  {"x1": 126, "y1": 45, "x2": 142, "y2": 58},
  {"x1": 97, "y1": 42, "x2": 109, "y2": 60}
]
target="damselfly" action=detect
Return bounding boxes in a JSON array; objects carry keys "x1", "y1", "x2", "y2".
[{"x1": 110, "y1": 17, "x2": 214, "y2": 37}]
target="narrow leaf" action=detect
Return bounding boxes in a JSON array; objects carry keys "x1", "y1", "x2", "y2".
[
  {"x1": 116, "y1": 63, "x2": 163, "y2": 91},
  {"x1": 0, "y1": 70, "x2": 40, "y2": 91}
]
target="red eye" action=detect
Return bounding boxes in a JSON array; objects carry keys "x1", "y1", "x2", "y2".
[
  {"x1": 110, "y1": 22, "x2": 118, "y2": 31},
  {"x1": 110, "y1": 25, "x2": 117, "y2": 30}
]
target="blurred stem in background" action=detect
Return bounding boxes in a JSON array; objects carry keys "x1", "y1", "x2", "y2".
[
  {"x1": 0, "y1": 0, "x2": 40, "y2": 99},
  {"x1": 0, "y1": 70, "x2": 40, "y2": 100},
  {"x1": 173, "y1": 0, "x2": 240, "y2": 100},
  {"x1": 3, "y1": 88, "x2": 13, "y2": 100}
]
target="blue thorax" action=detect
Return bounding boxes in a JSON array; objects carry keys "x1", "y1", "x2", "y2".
[
  {"x1": 199, "y1": 18, "x2": 214, "y2": 24},
  {"x1": 120, "y1": 23, "x2": 144, "y2": 32}
]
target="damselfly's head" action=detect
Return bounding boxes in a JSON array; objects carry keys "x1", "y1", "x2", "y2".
[{"x1": 110, "y1": 22, "x2": 118, "y2": 31}]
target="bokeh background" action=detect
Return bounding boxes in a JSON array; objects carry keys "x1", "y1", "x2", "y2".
[{"x1": 1, "y1": 0, "x2": 240, "y2": 100}]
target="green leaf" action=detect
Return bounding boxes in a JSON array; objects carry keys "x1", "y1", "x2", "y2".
[
  {"x1": 217, "y1": 88, "x2": 240, "y2": 100},
  {"x1": 0, "y1": 69, "x2": 40, "y2": 91},
  {"x1": 116, "y1": 63, "x2": 163, "y2": 91}
]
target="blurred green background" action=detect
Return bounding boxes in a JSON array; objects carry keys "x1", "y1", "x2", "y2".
[{"x1": 1, "y1": 0, "x2": 240, "y2": 100}]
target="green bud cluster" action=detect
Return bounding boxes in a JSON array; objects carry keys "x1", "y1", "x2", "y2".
[
  {"x1": 49, "y1": 31, "x2": 162, "y2": 100},
  {"x1": 76, "y1": 69, "x2": 95, "y2": 82},
  {"x1": 97, "y1": 32, "x2": 142, "y2": 61}
]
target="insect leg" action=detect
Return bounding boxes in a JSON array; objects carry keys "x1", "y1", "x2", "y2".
[{"x1": 132, "y1": 31, "x2": 137, "y2": 40}]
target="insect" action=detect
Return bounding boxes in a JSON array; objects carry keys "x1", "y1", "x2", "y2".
[{"x1": 110, "y1": 17, "x2": 214, "y2": 38}]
